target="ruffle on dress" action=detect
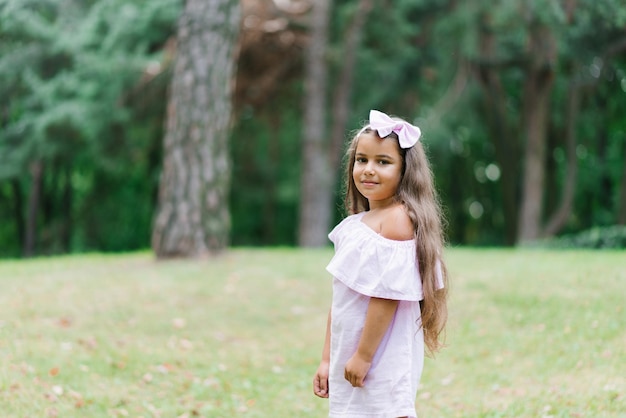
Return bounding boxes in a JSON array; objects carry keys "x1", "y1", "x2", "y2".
[{"x1": 326, "y1": 212, "x2": 424, "y2": 301}]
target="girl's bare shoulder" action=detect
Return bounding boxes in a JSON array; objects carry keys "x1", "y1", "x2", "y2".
[{"x1": 379, "y1": 205, "x2": 414, "y2": 241}]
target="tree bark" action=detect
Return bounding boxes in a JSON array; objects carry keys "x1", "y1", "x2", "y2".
[
  {"x1": 516, "y1": 22, "x2": 556, "y2": 243},
  {"x1": 152, "y1": 0, "x2": 240, "y2": 257},
  {"x1": 298, "y1": 0, "x2": 332, "y2": 247}
]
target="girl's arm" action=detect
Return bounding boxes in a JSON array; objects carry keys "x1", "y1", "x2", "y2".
[
  {"x1": 313, "y1": 309, "x2": 331, "y2": 398},
  {"x1": 344, "y1": 297, "x2": 399, "y2": 387}
]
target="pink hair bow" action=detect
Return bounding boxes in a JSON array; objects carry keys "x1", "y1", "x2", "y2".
[{"x1": 369, "y1": 109, "x2": 421, "y2": 149}]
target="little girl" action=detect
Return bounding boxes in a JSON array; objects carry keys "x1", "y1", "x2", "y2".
[{"x1": 313, "y1": 110, "x2": 449, "y2": 418}]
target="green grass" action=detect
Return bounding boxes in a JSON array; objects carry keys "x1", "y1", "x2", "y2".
[{"x1": 0, "y1": 248, "x2": 624, "y2": 417}]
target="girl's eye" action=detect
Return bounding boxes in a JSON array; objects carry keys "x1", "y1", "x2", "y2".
[
  {"x1": 356, "y1": 157, "x2": 367, "y2": 163},
  {"x1": 378, "y1": 160, "x2": 390, "y2": 165}
]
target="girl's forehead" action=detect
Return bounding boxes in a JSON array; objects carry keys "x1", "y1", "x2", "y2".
[{"x1": 355, "y1": 132, "x2": 401, "y2": 155}]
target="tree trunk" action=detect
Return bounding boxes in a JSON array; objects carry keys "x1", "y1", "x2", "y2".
[
  {"x1": 61, "y1": 163, "x2": 73, "y2": 252},
  {"x1": 263, "y1": 113, "x2": 281, "y2": 244},
  {"x1": 152, "y1": 0, "x2": 240, "y2": 257},
  {"x1": 476, "y1": 16, "x2": 519, "y2": 245},
  {"x1": 24, "y1": 160, "x2": 43, "y2": 257},
  {"x1": 594, "y1": 110, "x2": 612, "y2": 221},
  {"x1": 516, "y1": 22, "x2": 556, "y2": 243},
  {"x1": 329, "y1": 0, "x2": 373, "y2": 169},
  {"x1": 543, "y1": 76, "x2": 581, "y2": 236},
  {"x1": 298, "y1": 0, "x2": 332, "y2": 247},
  {"x1": 12, "y1": 178, "x2": 25, "y2": 253},
  {"x1": 618, "y1": 141, "x2": 626, "y2": 225}
]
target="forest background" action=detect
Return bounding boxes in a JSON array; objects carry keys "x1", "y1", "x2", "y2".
[{"x1": 1, "y1": 0, "x2": 625, "y2": 258}]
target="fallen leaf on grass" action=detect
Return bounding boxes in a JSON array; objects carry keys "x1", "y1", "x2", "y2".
[
  {"x1": 155, "y1": 363, "x2": 176, "y2": 373},
  {"x1": 440, "y1": 374, "x2": 454, "y2": 386},
  {"x1": 145, "y1": 403, "x2": 162, "y2": 418},
  {"x1": 113, "y1": 361, "x2": 126, "y2": 370},
  {"x1": 203, "y1": 377, "x2": 219, "y2": 388},
  {"x1": 78, "y1": 337, "x2": 98, "y2": 350},
  {"x1": 44, "y1": 392, "x2": 58, "y2": 402},
  {"x1": 20, "y1": 362, "x2": 35, "y2": 374},
  {"x1": 68, "y1": 390, "x2": 84, "y2": 408},
  {"x1": 172, "y1": 318, "x2": 187, "y2": 328},
  {"x1": 290, "y1": 306, "x2": 305, "y2": 315},
  {"x1": 492, "y1": 386, "x2": 527, "y2": 397},
  {"x1": 57, "y1": 317, "x2": 72, "y2": 328},
  {"x1": 167, "y1": 336, "x2": 194, "y2": 350},
  {"x1": 49, "y1": 367, "x2": 60, "y2": 377}
]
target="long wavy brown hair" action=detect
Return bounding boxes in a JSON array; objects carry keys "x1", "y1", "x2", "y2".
[{"x1": 344, "y1": 124, "x2": 449, "y2": 355}]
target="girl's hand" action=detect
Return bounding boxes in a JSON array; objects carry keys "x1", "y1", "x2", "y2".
[
  {"x1": 313, "y1": 361, "x2": 330, "y2": 398},
  {"x1": 344, "y1": 353, "x2": 372, "y2": 388}
]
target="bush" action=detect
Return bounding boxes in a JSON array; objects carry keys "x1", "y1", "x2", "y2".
[{"x1": 531, "y1": 225, "x2": 626, "y2": 249}]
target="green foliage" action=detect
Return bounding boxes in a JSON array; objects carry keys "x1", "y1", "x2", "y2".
[
  {"x1": 225, "y1": 0, "x2": 626, "y2": 247},
  {"x1": 1, "y1": 0, "x2": 625, "y2": 254},
  {"x1": 418, "y1": 0, "x2": 626, "y2": 243},
  {"x1": 230, "y1": 101, "x2": 303, "y2": 246},
  {"x1": 531, "y1": 225, "x2": 626, "y2": 249},
  {"x1": 0, "y1": 0, "x2": 180, "y2": 255}
]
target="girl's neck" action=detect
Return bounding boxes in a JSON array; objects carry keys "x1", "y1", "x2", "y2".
[{"x1": 368, "y1": 197, "x2": 399, "y2": 211}]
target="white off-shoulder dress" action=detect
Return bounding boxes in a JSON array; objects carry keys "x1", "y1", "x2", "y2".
[{"x1": 326, "y1": 212, "x2": 436, "y2": 418}]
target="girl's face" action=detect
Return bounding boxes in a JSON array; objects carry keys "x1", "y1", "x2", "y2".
[{"x1": 352, "y1": 132, "x2": 403, "y2": 210}]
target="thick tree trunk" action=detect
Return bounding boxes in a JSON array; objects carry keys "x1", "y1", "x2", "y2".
[
  {"x1": 152, "y1": 0, "x2": 240, "y2": 257},
  {"x1": 516, "y1": 23, "x2": 556, "y2": 243},
  {"x1": 298, "y1": 0, "x2": 332, "y2": 247}
]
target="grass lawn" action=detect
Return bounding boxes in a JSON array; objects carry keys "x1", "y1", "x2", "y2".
[{"x1": 0, "y1": 248, "x2": 624, "y2": 417}]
